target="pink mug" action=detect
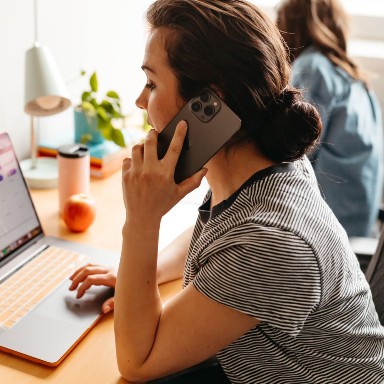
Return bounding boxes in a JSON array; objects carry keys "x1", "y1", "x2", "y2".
[{"x1": 57, "y1": 144, "x2": 90, "y2": 215}]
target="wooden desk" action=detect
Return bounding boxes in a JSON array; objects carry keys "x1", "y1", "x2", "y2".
[{"x1": 0, "y1": 170, "x2": 207, "y2": 383}]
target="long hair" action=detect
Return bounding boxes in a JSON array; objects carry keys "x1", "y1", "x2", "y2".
[
  {"x1": 277, "y1": 0, "x2": 367, "y2": 86},
  {"x1": 146, "y1": 0, "x2": 321, "y2": 162}
]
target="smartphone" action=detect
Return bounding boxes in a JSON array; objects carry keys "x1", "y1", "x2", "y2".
[{"x1": 157, "y1": 90, "x2": 242, "y2": 183}]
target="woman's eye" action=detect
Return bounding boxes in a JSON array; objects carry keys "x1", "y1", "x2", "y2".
[{"x1": 145, "y1": 83, "x2": 155, "y2": 91}]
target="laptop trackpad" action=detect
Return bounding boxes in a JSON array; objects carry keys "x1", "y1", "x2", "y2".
[{"x1": 35, "y1": 282, "x2": 114, "y2": 326}]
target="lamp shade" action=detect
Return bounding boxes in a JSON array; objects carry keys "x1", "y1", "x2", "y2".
[{"x1": 24, "y1": 43, "x2": 71, "y2": 116}]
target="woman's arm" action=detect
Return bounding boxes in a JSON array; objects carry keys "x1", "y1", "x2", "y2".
[
  {"x1": 114, "y1": 123, "x2": 205, "y2": 377},
  {"x1": 114, "y1": 124, "x2": 259, "y2": 382},
  {"x1": 68, "y1": 226, "x2": 194, "y2": 313}
]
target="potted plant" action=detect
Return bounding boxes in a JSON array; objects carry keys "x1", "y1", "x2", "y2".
[{"x1": 74, "y1": 71, "x2": 126, "y2": 147}]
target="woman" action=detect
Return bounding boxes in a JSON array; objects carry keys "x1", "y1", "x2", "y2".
[
  {"x1": 277, "y1": 0, "x2": 384, "y2": 237},
  {"x1": 69, "y1": 1, "x2": 384, "y2": 382}
]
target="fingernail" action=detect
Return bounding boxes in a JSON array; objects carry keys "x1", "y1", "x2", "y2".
[{"x1": 103, "y1": 305, "x2": 110, "y2": 313}]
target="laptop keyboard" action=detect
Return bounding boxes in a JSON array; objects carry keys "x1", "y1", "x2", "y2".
[{"x1": 0, "y1": 246, "x2": 88, "y2": 329}]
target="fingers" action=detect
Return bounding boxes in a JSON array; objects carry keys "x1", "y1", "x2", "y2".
[
  {"x1": 122, "y1": 157, "x2": 132, "y2": 171},
  {"x1": 73, "y1": 274, "x2": 112, "y2": 298},
  {"x1": 129, "y1": 129, "x2": 158, "y2": 167},
  {"x1": 69, "y1": 264, "x2": 116, "y2": 299},
  {"x1": 143, "y1": 129, "x2": 159, "y2": 163},
  {"x1": 69, "y1": 263, "x2": 103, "y2": 280},
  {"x1": 125, "y1": 123, "x2": 187, "y2": 182},
  {"x1": 143, "y1": 122, "x2": 188, "y2": 164},
  {"x1": 102, "y1": 297, "x2": 115, "y2": 314},
  {"x1": 69, "y1": 264, "x2": 111, "y2": 289},
  {"x1": 130, "y1": 143, "x2": 144, "y2": 166},
  {"x1": 165, "y1": 121, "x2": 188, "y2": 170}
]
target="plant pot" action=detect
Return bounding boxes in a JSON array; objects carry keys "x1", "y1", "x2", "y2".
[{"x1": 74, "y1": 108, "x2": 104, "y2": 145}]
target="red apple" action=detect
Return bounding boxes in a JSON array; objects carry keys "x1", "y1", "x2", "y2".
[{"x1": 62, "y1": 193, "x2": 96, "y2": 233}]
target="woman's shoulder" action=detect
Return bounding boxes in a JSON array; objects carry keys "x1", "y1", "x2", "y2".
[
  {"x1": 291, "y1": 47, "x2": 347, "y2": 98},
  {"x1": 293, "y1": 156, "x2": 320, "y2": 192},
  {"x1": 293, "y1": 46, "x2": 334, "y2": 73}
]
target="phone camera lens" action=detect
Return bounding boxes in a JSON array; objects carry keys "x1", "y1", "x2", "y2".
[
  {"x1": 200, "y1": 93, "x2": 211, "y2": 103},
  {"x1": 204, "y1": 105, "x2": 215, "y2": 116},
  {"x1": 191, "y1": 101, "x2": 202, "y2": 112}
]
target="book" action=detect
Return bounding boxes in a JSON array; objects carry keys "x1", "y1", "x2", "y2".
[
  {"x1": 90, "y1": 162, "x2": 123, "y2": 179},
  {"x1": 89, "y1": 150, "x2": 129, "y2": 179},
  {"x1": 38, "y1": 140, "x2": 130, "y2": 167},
  {"x1": 38, "y1": 140, "x2": 131, "y2": 179},
  {"x1": 38, "y1": 127, "x2": 145, "y2": 178}
]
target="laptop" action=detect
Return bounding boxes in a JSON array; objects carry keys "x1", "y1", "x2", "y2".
[{"x1": 0, "y1": 132, "x2": 118, "y2": 366}]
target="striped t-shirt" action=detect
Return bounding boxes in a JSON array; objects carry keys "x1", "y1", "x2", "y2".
[{"x1": 183, "y1": 161, "x2": 384, "y2": 383}]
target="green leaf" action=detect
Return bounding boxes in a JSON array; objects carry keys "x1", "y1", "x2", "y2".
[
  {"x1": 99, "y1": 122, "x2": 113, "y2": 141},
  {"x1": 96, "y1": 107, "x2": 109, "y2": 122},
  {"x1": 100, "y1": 100, "x2": 114, "y2": 114},
  {"x1": 97, "y1": 117, "x2": 111, "y2": 130},
  {"x1": 90, "y1": 71, "x2": 98, "y2": 92},
  {"x1": 78, "y1": 71, "x2": 127, "y2": 147},
  {"x1": 81, "y1": 91, "x2": 92, "y2": 102},
  {"x1": 90, "y1": 99, "x2": 98, "y2": 109},
  {"x1": 111, "y1": 128, "x2": 126, "y2": 147},
  {"x1": 106, "y1": 90, "x2": 120, "y2": 99},
  {"x1": 81, "y1": 101, "x2": 96, "y2": 113},
  {"x1": 80, "y1": 133, "x2": 92, "y2": 144},
  {"x1": 110, "y1": 105, "x2": 123, "y2": 118},
  {"x1": 112, "y1": 111, "x2": 124, "y2": 119}
]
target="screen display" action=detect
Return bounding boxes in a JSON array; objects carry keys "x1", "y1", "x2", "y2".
[{"x1": 0, "y1": 133, "x2": 42, "y2": 264}]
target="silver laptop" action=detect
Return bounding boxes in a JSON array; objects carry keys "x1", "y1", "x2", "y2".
[{"x1": 0, "y1": 132, "x2": 118, "y2": 366}]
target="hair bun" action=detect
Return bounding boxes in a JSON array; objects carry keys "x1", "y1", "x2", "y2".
[
  {"x1": 268, "y1": 87, "x2": 298, "y2": 114},
  {"x1": 255, "y1": 88, "x2": 322, "y2": 162}
]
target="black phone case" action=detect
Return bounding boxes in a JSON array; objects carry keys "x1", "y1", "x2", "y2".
[{"x1": 157, "y1": 90, "x2": 241, "y2": 183}]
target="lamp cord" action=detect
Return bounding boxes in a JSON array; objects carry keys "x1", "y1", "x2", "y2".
[
  {"x1": 30, "y1": 116, "x2": 37, "y2": 169},
  {"x1": 34, "y1": 0, "x2": 38, "y2": 43}
]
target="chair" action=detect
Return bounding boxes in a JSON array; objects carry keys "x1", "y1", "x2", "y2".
[
  {"x1": 365, "y1": 228, "x2": 384, "y2": 325},
  {"x1": 349, "y1": 207, "x2": 384, "y2": 274},
  {"x1": 350, "y1": 236, "x2": 378, "y2": 274}
]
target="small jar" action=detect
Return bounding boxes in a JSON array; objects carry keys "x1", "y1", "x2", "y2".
[{"x1": 57, "y1": 144, "x2": 90, "y2": 215}]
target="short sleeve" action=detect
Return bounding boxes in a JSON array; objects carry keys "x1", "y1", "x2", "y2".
[{"x1": 192, "y1": 225, "x2": 321, "y2": 337}]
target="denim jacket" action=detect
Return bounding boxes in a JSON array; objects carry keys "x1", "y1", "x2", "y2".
[{"x1": 291, "y1": 46, "x2": 383, "y2": 237}]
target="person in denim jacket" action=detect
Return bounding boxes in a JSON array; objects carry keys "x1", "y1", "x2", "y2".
[{"x1": 277, "y1": 0, "x2": 384, "y2": 237}]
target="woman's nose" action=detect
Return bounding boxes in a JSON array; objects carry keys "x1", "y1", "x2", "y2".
[{"x1": 135, "y1": 90, "x2": 147, "y2": 110}]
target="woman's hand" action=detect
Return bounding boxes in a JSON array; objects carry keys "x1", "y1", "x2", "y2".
[
  {"x1": 69, "y1": 264, "x2": 116, "y2": 314},
  {"x1": 122, "y1": 121, "x2": 207, "y2": 226}
]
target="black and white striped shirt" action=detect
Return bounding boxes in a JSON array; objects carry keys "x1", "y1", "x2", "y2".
[{"x1": 183, "y1": 160, "x2": 384, "y2": 383}]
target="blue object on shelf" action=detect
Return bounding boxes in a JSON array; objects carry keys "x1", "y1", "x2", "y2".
[{"x1": 74, "y1": 108, "x2": 104, "y2": 145}]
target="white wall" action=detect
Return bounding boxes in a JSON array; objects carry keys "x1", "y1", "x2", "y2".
[
  {"x1": 2, "y1": 0, "x2": 384, "y2": 161},
  {"x1": 1, "y1": 0, "x2": 153, "y2": 160}
]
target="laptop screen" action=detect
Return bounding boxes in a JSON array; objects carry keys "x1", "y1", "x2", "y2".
[{"x1": 0, "y1": 133, "x2": 42, "y2": 267}]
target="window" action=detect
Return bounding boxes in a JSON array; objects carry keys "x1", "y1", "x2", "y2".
[
  {"x1": 250, "y1": 0, "x2": 384, "y2": 111},
  {"x1": 251, "y1": 0, "x2": 384, "y2": 40}
]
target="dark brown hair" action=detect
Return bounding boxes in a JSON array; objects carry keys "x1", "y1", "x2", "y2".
[
  {"x1": 277, "y1": 0, "x2": 367, "y2": 86},
  {"x1": 146, "y1": 0, "x2": 321, "y2": 162}
]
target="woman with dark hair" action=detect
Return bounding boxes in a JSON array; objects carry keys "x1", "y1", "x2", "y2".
[
  {"x1": 69, "y1": 1, "x2": 384, "y2": 382},
  {"x1": 277, "y1": 0, "x2": 384, "y2": 238}
]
